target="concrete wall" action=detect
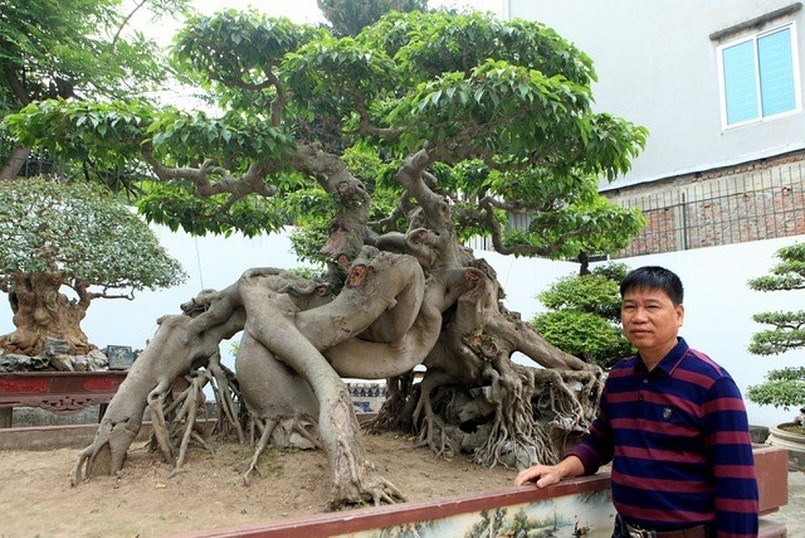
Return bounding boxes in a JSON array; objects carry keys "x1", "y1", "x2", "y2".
[
  {"x1": 2, "y1": 226, "x2": 803, "y2": 429},
  {"x1": 506, "y1": 0, "x2": 805, "y2": 189}
]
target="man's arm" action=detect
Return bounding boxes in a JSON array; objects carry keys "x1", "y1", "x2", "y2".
[{"x1": 705, "y1": 377, "x2": 759, "y2": 537}]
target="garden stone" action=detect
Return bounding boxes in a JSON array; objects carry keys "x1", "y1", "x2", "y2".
[
  {"x1": 30, "y1": 354, "x2": 49, "y2": 370},
  {"x1": 72, "y1": 356, "x2": 90, "y2": 371},
  {"x1": 86, "y1": 349, "x2": 109, "y2": 370},
  {"x1": 42, "y1": 337, "x2": 71, "y2": 358},
  {"x1": 0, "y1": 354, "x2": 33, "y2": 372},
  {"x1": 50, "y1": 354, "x2": 75, "y2": 372}
]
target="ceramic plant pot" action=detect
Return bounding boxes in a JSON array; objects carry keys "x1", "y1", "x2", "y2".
[{"x1": 768, "y1": 422, "x2": 805, "y2": 471}]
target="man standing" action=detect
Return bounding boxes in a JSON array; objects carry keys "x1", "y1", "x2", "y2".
[{"x1": 515, "y1": 266, "x2": 758, "y2": 537}]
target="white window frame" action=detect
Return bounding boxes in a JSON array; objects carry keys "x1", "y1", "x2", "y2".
[{"x1": 716, "y1": 21, "x2": 802, "y2": 130}]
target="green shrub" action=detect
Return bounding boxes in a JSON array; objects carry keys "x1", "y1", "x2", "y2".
[
  {"x1": 532, "y1": 263, "x2": 634, "y2": 369},
  {"x1": 746, "y1": 242, "x2": 805, "y2": 415}
]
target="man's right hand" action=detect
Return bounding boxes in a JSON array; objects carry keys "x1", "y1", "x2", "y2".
[
  {"x1": 513, "y1": 455, "x2": 584, "y2": 487},
  {"x1": 513, "y1": 464, "x2": 564, "y2": 487}
]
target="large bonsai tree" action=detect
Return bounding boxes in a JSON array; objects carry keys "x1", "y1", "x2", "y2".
[
  {"x1": 4, "y1": 10, "x2": 647, "y2": 508},
  {"x1": 0, "y1": 177, "x2": 186, "y2": 356},
  {"x1": 746, "y1": 242, "x2": 805, "y2": 429}
]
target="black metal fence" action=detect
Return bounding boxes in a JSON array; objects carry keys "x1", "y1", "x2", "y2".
[{"x1": 610, "y1": 158, "x2": 805, "y2": 258}]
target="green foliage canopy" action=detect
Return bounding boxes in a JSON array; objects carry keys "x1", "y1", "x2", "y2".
[
  {"x1": 0, "y1": 0, "x2": 189, "y2": 183},
  {"x1": 0, "y1": 177, "x2": 186, "y2": 298},
  {"x1": 4, "y1": 9, "x2": 647, "y2": 261},
  {"x1": 0, "y1": 0, "x2": 187, "y2": 112},
  {"x1": 532, "y1": 263, "x2": 633, "y2": 368},
  {"x1": 317, "y1": 0, "x2": 428, "y2": 37}
]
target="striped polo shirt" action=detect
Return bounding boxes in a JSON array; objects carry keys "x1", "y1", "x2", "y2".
[{"x1": 569, "y1": 337, "x2": 759, "y2": 536}]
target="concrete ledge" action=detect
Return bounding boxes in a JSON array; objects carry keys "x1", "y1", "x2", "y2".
[
  {"x1": 0, "y1": 422, "x2": 155, "y2": 451},
  {"x1": 177, "y1": 474, "x2": 614, "y2": 538}
]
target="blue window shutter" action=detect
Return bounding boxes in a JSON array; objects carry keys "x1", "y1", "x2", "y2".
[
  {"x1": 758, "y1": 28, "x2": 796, "y2": 116},
  {"x1": 723, "y1": 41, "x2": 759, "y2": 124}
]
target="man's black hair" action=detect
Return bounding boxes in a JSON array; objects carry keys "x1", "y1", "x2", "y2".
[{"x1": 620, "y1": 266, "x2": 684, "y2": 305}]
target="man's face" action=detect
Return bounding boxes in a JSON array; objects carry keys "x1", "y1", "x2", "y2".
[{"x1": 621, "y1": 286, "x2": 684, "y2": 362}]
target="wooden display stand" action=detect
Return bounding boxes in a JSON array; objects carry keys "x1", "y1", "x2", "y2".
[{"x1": 0, "y1": 371, "x2": 128, "y2": 428}]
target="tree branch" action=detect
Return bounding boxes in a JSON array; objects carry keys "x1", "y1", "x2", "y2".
[
  {"x1": 478, "y1": 195, "x2": 590, "y2": 258},
  {"x1": 2, "y1": 62, "x2": 32, "y2": 105},
  {"x1": 110, "y1": 0, "x2": 148, "y2": 53},
  {"x1": 141, "y1": 151, "x2": 278, "y2": 199}
]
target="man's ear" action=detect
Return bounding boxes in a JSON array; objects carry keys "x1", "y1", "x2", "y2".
[{"x1": 676, "y1": 304, "x2": 685, "y2": 327}]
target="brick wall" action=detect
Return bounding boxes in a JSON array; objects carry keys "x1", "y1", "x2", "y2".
[{"x1": 605, "y1": 150, "x2": 805, "y2": 257}]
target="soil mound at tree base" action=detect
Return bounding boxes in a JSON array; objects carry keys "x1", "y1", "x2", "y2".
[{"x1": 0, "y1": 431, "x2": 516, "y2": 537}]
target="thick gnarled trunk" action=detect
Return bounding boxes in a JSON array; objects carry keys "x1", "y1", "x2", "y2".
[
  {"x1": 1, "y1": 273, "x2": 91, "y2": 356},
  {"x1": 69, "y1": 147, "x2": 603, "y2": 510}
]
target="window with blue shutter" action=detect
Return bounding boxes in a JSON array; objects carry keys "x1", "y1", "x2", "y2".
[
  {"x1": 758, "y1": 29, "x2": 796, "y2": 116},
  {"x1": 723, "y1": 41, "x2": 758, "y2": 124},
  {"x1": 720, "y1": 25, "x2": 799, "y2": 127}
]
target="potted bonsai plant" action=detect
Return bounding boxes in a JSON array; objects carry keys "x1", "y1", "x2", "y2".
[{"x1": 746, "y1": 241, "x2": 805, "y2": 471}]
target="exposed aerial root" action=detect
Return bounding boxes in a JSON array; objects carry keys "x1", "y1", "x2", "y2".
[
  {"x1": 70, "y1": 415, "x2": 138, "y2": 486},
  {"x1": 148, "y1": 380, "x2": 177, "y2": 464},
  {"x1": 170, "y1": 373, "x2": 210, "y2": 472},
  {"x1": 243, "y1": 418, "x2": 279, "y2": 485},
  {"x1": 243, "y1": 416, "x2": 322, "y2": 485},
  {"x1": 205, "y1": 353, "x2": 245, "y2": 443},
  {"x1": 327, "y1": 442, "x2": 407, "y2": 511},
  {"x1": 140, "y1": 355, "x2": 243, "y2": 476}
]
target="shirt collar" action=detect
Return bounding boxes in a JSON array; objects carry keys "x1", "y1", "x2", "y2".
[{"x1": 634, "y1": 337, "x2": 688, "y2": 377}]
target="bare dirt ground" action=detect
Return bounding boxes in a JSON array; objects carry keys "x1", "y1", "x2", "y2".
[
  {"x1": 1, "y1": 424, "x2": 802, "y2": 538},
  {"x1": 0, "y1": 431, "x2": 517, "y2": 538}
]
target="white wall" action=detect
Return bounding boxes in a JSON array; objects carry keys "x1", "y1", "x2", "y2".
[
  {"x1": 2, "y1": 226, "x2": 802, "y2": 428},
  {"x1": 507, "y1": 0, "x2": 805, "y2": 189}
]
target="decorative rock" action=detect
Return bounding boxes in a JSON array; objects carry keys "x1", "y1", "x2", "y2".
[
  {"x1": 0, "y1": 354, "x2": 33, "y2": 372},
  {"x1": 72, "y1": 356, "x2": 90, "y2": 372},
  {"x1": 30, "y1": 354, "x2": 49, "y2": 370},
  {"x1": 42, "y1": 337, "x2": 71, "y2": 358},
  {"x1": 86, "y1": 349, "x2": 110, "y2": 370},
  {"x1": 50, "y1": 354, "x2": 75, "y2": 372}
]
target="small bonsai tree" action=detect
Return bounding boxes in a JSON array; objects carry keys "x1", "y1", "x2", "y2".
[
  {"x1": 0, "y1": 177, "x2": 186, "y2": 358},
  {"x1": 747, "y1": 242, "x2": 805, "y2": 432},
  {"x1": 531, "y1": 262, "x2": 634, "y2": 369}
]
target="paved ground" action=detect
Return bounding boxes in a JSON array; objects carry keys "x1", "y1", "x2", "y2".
[{"x1": 771, "y1": 470, "x2": 804, "y2": 535}]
